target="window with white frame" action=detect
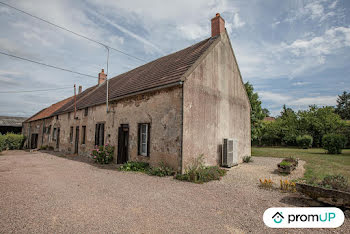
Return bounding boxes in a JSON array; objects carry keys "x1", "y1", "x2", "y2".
[{"x1": 138, "y1": 123, "x2": 150, "y2": 156}]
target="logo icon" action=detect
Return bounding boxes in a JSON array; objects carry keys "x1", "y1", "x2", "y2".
[{"x1": 272, "y1": 212, "x2": 284, "y2": 223}]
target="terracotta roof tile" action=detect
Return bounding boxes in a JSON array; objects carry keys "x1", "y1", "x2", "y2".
[{"x1": 26, "y1": 96, "x2": 73, "y2": 122}]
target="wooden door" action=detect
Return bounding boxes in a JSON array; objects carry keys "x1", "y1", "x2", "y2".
[
  {"x1": 117, "y1": 124, "x2": 129, "y2": 164},
  {"x1": 56, "y1": 128, "x2": 60, "y2": 149},
  {"x1": 74, "y1": 126, "x2": 79, "y2": 154}
]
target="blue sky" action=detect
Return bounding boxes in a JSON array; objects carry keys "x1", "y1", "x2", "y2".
[{"x1": 0, "y1": 0, "x2": 349, "y2": 117}]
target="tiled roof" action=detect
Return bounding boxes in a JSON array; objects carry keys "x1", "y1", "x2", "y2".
[
  {"x1": 53, "y1": 36, "x2": 218, "y2": 115},
  {"x1": 0, "y1": 116, "x2": 27, "y2": 127},
  {"x1": 25, "y1": 96, "x2": 74, "y2": 122}
]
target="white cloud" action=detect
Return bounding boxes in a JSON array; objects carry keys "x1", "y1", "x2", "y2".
[
  {"x1": 259, "y1": 91, "x2": 337, "y2": 107},
  {"x1": 329, "y1": 0, "x2": 338, "y2": 9},
  {"x1": 177, "y1": 24, "x2": 208, "y2": 40},
  {"x1": 305, "y1": 2, "x2": 324, "y2": 19},
  {"x1": 292, "y1": 81, "x2": 311, "y2": 86},
  {"x1": 232, "y1": 13, "x2": 245, "y2": 28}
]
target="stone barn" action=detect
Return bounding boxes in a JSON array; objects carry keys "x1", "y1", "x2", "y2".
[{"x1": 23, "y1": 14, "x2": 251, "y2": 172}]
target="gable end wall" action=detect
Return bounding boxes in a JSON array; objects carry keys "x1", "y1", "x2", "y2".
[{"x1": 182, "y1": 32, "x2": 251, "y2": 170}]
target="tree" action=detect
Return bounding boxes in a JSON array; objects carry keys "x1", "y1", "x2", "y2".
[
  {"x1": 278, "y1": 105, "x2": 299, "y2": 145},
  {"x1": 298, "y1": 105, "x2": 345, "y2": 147},
  {"x1": 244, "y1": 82, "x2": 267, "y2": 142},
  {"x1": 262, "y1": 108, "x2": 270, "y2": 117},
  {"x1": 335, "y1": 91, "x2": 350, "y2": 120}
]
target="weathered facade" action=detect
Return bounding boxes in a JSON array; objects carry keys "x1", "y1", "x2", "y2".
[{"x1": 23, "y1": 14, "x2": 251, "y2": 172}]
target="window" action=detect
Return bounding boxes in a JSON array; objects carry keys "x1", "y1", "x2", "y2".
[
  {"x1": 138, "y1": 123, "x2": 150, "y2": 156},
  {"x1": 82, "y1": 126, "x2": 86, "y2": 144},
  {"x1": 70, "y1": 126, "x2": 74, "y2": 143},
  {"x1": 47, "y1": 125, "x2": 51, "y2": 134},
  {"x1": 56, "y1": 115, "x2": 58, "y2": 120},
  {"x1": 68, "y1": 112, "x2": 71, "y2": 119},
  {"x1": 53, "y1": 128, "x2": 57, "y2": 140},
  {"x1": 95, "y1": 123, "x2": 105, "y2": 146},
  {"x1": 84, "y1": 108, "x2": 88, "y2": 116}
]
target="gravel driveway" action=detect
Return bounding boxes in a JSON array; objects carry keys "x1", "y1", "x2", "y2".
[{"x1": 0, "y1": 150, "x2": 348, "y2": 233}]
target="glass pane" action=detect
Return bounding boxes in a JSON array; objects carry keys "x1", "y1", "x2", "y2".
[
  {"x1": 141, "y1": 143, "x2": 146, "y2": 154},
  {"x1": 141, "y1": 133, "x2": 146, "y2": 143},
  {"x1": 141, "y1": 124, "x2": 146, "y2": 134}
]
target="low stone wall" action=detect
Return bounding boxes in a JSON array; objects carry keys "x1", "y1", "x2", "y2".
[{"x1": 296, "y1": 183, "x2": 350, "y2": 207}]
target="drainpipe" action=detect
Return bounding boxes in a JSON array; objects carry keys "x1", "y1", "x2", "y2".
[{"x1": 180, "y1": 81, "x2": 184, "y2": 174}]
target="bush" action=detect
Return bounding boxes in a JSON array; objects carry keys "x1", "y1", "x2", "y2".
[
  {"x1": 175, "y1": 155, "x2": 227, "y2": 183},
  {"x1": 118, "y1": 161, "x2": 150, "y2": 172},
  {"x1": 296, "y1": 135, "x2": 313, "y2": 149},
  {"x1": 90, "y1": 144, "x2": 114, "y2": 164},
  {"x1": 0, "y1": 134, "x2": 5, "y2": 152},
  {"x1": 40, "y1": 145, "x2": 48, "y2": 150},
  {"x1": 320, "y1": 174, "x2": 349, "y2": 191},
  {"x1": 4, "y1": 133, "x2": 25, "y2": 150},
  {"x1": 147, "y1": 162, "x2": 174, "y2": 177},
  {"x1": 242, "y1": 155, "x2": 253, "y2": 163},
  {"x1": 322, "y1": 134, "x2": 347, "y2": 154}
]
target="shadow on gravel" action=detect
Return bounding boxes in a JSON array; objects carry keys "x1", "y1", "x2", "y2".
[
  {"x1": 37, "y1": 150, "x2": 119, "y2": 171},
  {"x1": 279, "y1": 194, "x2": 325, "y2": 207}
]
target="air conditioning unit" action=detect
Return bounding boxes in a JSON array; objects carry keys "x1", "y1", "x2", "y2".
[{"x1": 222, "y1": 138, "x2": 238, "y2": 168}]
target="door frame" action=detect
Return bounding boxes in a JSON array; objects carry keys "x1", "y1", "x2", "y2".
[{"x1": 117, "y1": 124, "x2": 129, "y2": 164}]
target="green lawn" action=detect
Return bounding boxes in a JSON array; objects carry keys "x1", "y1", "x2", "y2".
[{"x1": 252, "y1": 147, "x2": 350, "y2": 184}]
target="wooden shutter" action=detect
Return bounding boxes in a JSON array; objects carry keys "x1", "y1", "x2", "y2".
[
  {"x1": 147, "y1": 123, "x2": 151, "y2": 157},
  {"x1": 95, "y1": 124, "x2": 98, "y2": 146},
  {"x1": 101, "y1": 123, "x2": 105, "y2": 146},
  {"x1": 137, "y1": 124, "x2": 141, "y2": 155}
]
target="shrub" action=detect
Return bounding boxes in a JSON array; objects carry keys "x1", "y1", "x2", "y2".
[
  {"x1": 118, "y1": 161, "x2": 150, "y2": 172},
  {"x1": 40, "y1": 145, "x2": 48, "y2": 150},
  {"x1": 176, "y1": 166, "x2": 226, "y2": 183},
  {"x1": 320, "y1": 174, "x2": 349, "y2": 191},
  {"x1": 4, "y1": 133, "x2": 25, "y2": 150},
  {"x1": 90, "y1": 144, "x2": 114, "y2": 164},
  {"x1": 48, "y1": 146, "x2": 54, "y2": 151},
  {"x1": 0, "y1": 134, "x2": 5, "y2": 152},
  {"x1": 175, "y1": 155, "x2": 227, "y2": 183},
  {"x1": 242, "y1": 155, "x2": 253, "y2": 163},
  {"x1": 322, "y1": 134, "x2": 347, "y2": 154},
  {"x1": 147, "y1": 162, "x2": 174, "y2": 177},
  {"x1": 296, "y1": 135, "x2": 313, "y2": 149}
]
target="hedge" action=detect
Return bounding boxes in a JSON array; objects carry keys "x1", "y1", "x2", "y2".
[{"x1": 0, "y1": 133, "x2": 26, "y2": 151}]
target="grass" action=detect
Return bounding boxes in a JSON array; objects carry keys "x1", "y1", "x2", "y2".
[{"x1": 252, "y1": 147, "x2": 350, "y2": 184}]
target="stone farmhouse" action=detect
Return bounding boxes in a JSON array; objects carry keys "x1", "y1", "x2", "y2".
[{"x1": 22, "y1": 14, "x2": 251, "y2": 172}]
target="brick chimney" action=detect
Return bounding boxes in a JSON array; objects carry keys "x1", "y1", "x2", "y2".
[
  {"x1": 211, "y1": 13, "x2": 225, "y2": 37},
  {"x1": 98, "y1": 69, "x2": 107, "y2": 85},
  {"x1": 78, "y1": 85, "x2": 82, "y2": 94}
]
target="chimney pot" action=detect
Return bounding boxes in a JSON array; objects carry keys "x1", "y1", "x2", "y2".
[
  {"x1": 98, "y1": 68, "x2": 107, "y2": 85},
  {"x1": 78, "y1": 85, "x2": 82, "y2": 94},
  {"x1": 211, "y1": 13, "x2": 225, "y2": 37}
]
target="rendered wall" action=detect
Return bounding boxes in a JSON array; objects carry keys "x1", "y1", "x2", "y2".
[{"x1": 182, "y1": 32, "x2": 251, "y2": 171}]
